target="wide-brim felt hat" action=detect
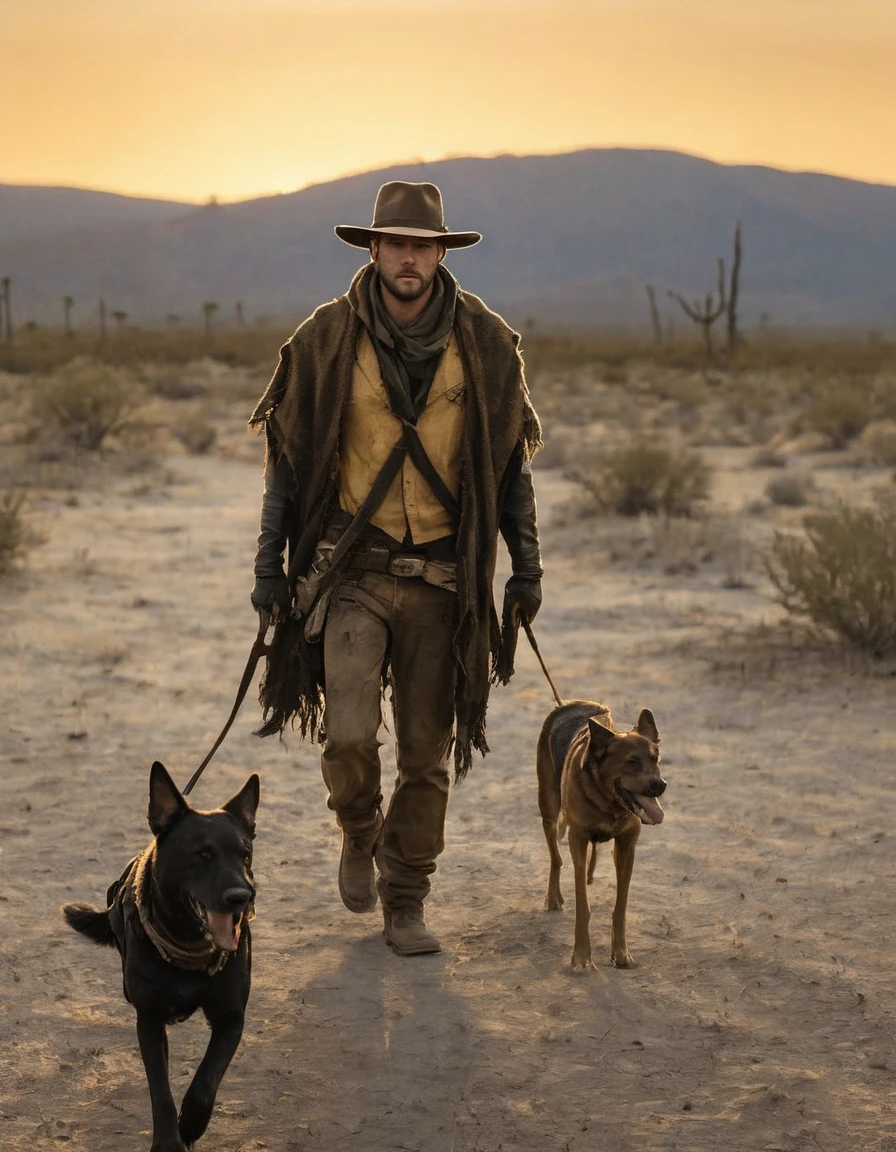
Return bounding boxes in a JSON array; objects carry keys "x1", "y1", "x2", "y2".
[{"x1": 335, "y1": 181, "x2": 481, "y2": 250}]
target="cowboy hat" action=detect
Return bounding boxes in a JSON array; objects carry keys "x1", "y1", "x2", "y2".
[{"x1": 335, "y1": 181, "x2": 481, "y2": 250}]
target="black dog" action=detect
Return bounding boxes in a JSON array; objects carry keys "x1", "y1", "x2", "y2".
[{"x1": 62, "y1": 761, "x2": 260, "y2": 1152}]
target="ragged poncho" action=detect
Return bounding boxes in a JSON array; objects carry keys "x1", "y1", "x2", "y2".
[{"x1": 248, "y1": 284, "x2": 541, "y2": 778}]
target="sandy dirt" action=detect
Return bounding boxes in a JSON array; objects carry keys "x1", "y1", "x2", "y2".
[{"x1": 2, "y1": 402, "x2": 896, "y2": 1152}]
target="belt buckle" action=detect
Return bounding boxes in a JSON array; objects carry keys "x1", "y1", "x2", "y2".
[{"x1": 390, "y1": 556, "x2": 425, "y2": 578}]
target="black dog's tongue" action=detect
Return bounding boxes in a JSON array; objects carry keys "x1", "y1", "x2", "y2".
[{"x1": 206, "y1": 910, "x2": 241, "y2": 952}]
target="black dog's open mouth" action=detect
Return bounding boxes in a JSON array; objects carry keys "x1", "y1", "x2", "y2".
[
  {"x1": 615, "y1": 782, "x2": 665, "y2": 826},
  {"x1": 189, "y1": 899, "x2": 244, "y2": 952}
]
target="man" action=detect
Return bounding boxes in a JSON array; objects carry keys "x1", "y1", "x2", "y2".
[{"x1": 249, "y1": 181, "x2": 542, "y2": 955}]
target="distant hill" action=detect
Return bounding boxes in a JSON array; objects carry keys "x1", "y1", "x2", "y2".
[
  {"x1": 0, "y1": 185, "x2": 197, "y2": 243},
  {"x1": 1, "y1": 150, "x2": 894, "y2": 331}
]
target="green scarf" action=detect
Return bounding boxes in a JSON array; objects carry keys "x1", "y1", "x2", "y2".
[{"x1": 347, "y1": 262, "x2": 458, "y2": 423}]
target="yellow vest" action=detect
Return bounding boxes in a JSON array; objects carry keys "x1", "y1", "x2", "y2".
[{"x1": 338, "y1": 329, "x2": 465, "y2": 544}]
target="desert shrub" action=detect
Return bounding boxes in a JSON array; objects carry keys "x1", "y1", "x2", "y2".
[
  {"x1": 29, "y1": 357, "x2": 144, "y2": 451},
  {"x1": 765, "y1": 471, "x2": 815, "y2": 508},
  {"x1": 576, "y1": 439, "x2": 711, "y2": 517},
  {"x1": 766, "y1": 491, "x2": 896, "y2": 656},
  {"x1": 0, "y1": 489, "x2": 28, "y2": 575},
  {"x1": 173, "y1": 413, "x2": 217, "y2": 455},
  {"x1": 858, "y1": 419, "x2": 896, "y2": 467},
  {"x1": 801, "y1": 380, "x2": 872, "y2": 448}
]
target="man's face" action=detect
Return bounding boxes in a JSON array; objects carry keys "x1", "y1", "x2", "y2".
[{"x1": 372, "y1": 235, "x2": 444, "y2": 305}]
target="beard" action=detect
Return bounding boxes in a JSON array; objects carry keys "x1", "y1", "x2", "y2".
[{"x1": 377, "y1": 264, "x2": 437, "y2": 303}]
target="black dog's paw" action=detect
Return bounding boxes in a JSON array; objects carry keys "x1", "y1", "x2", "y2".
[
  {"x1": 150, "y1": 1136, "x2": 188, "y2": 1152},
  {"x1": 178, "y1": 1091, "x2": 214, "y2": 1148}
]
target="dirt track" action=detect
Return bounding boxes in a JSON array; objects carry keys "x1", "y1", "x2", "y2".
[{"x1": 2, "y1": 438, "x2": 896, "y2": 1151}]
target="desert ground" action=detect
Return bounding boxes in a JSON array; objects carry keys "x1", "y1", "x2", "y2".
[{"x1": 1, "y1": 355, "x2": 895, "y2": 1152}]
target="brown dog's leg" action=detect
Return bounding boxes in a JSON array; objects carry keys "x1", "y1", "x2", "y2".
[
  {"x1": 586, "y1": 842, "x2": 598, "y2": 885},
  {"x1": 610, "y1": 825, "x2": 640, "y2": 968},
  {"x1": 542, "y1": 816, "x2": 565, "y2": 910},
  {"x1": 568, "y1": 826, "x2": 594, "y2": 969}
]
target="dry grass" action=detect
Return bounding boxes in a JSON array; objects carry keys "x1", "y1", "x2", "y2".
[
  {"x1": 573, "y1": 439, "x2": 711, "y2": 518},
  {"x1": 4, "y1": 325, "x2": 896, "y2": 661},
  {"x1": 766, "y1": 490, "x2": 896, "y2": 656},
  {"x1": 0, "y1": 489, "x2": 28, "y2": 575}
]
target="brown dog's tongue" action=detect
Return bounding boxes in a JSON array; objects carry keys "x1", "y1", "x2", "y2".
[
  {"x1": 636, "y1": 796, "x2": 665, "y2": 826},
  {"x1": 206, "y1": 910, "x2": 241, "y2": 952}
]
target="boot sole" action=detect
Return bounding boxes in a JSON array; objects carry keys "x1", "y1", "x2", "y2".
[{"x1": 383, "y1": 925, "x2": 442, "y2": 956}]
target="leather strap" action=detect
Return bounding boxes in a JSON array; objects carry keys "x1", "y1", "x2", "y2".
[
  {"x1": 185, "y1": 427, "x2": 457, "y2": 793},
  {"x1": 286, "y1": 438, "x2": 408, "y2": 593},
  {"x1": 399, "y1": 421, "x2": 461, "y2": 521}
]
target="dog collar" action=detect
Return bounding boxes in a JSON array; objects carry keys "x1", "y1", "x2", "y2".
[{"x1": 128, "y1": 849, "x2": 235, "y2": 975}]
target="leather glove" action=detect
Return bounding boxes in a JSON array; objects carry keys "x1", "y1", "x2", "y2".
[
  {"x1": 251, "y1": 574, "x2": 290, "y2": 612},
  {"x1": 500, "y1": 456, "x2": 544, "y2": 621},
  {"x1": 252, "y1": 452, "x2": 294, "y2": 614},
  {"x1": 494, "y1": 455, "x2": 544, "y2": 685},
  {"x1": 502, "y1": 574, "x2": 542, "y2": 625}
]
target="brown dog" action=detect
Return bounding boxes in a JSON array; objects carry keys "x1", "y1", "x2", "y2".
[{"x1": 537, "y1": 699, "x2": 666, "y2": 969}]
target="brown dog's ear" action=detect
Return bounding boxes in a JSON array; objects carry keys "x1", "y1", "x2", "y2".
[
  {"x1": 148, "y1": 761, "x2": 190, "y2": 835},
  {"x1": 587, "y1": 717, "x2": 615, "y2": 761},
  {"x1": 222, "y1": 774, "x2": 260, "y2": 838},
  {"x1": 635, "y1": 708, "x2": 659, "y2": 743}
]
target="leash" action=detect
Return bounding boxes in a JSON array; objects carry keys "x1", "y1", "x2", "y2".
[
  {"x1": 182, "y1": 612, "x2": 272, "y2": 797},
  {"x1": 521, "y1": 618, "x2": 564, "y2": 708},
  {"x1": 183, "y1": 437, "x2": 415, "y2": 798}
]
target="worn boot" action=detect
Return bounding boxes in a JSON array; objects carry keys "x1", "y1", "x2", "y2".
[
  {"x1": 338, "y1": 818, "x2": 382, "y2": 913},
  {"x1": 384, "y1": 906, "x2": 441, "y2": 955},
  {"x1": 378, "y1": 879, "x2": 441, "y2": 955}
]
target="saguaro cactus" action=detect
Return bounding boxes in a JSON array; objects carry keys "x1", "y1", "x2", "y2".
[
  {"x1": 1, "y1": 277, "x2": 11, "y2": 345},
  {"x1": 668, "y1": 259, "x2": 727, "y2": 361},
  {"x1": 202, "y1": 301, "x2": 218, "y2": 337},
  {"x1": 645, "y1": 284, "x2": 663, "y2": 345},
  {"x1": 726, "y1": 222, "x2": 743, "y2": 352},
  {"x1": 668, "y1": 223, "x2": 743, "y2": 361}
]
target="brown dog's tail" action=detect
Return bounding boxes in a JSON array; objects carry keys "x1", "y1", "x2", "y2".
[{"x1": 61, "y1": 902, "x2": 116, "y2": 947}]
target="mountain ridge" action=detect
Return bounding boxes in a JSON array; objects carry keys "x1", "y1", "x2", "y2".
[{"x1": 1, "y1": 148, "x2": 894, "y2": 331}]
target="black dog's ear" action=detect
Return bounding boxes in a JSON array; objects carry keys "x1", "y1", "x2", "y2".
[
  {"x1": 586, "y1": 717, "x2": 615, "y2": 761},
  {"x1": 635, "y1": 708, "x2": 659, "y2": 744},
  {"x1": 148, "y1": 761, "x2": 190, "y2": 835},
  {"x1": 222, "y1": 774, "x2": 260, "y2": 837}
]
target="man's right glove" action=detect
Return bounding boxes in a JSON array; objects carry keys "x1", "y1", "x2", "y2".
[
  {"x1": 494, "y1": 455, "x2": 544, "y2": 683},
  {"x1": 251, "y1": 574, "x2": 291, "y2": 613},
  {"x1": 251, "y1": 452, "x2": 294, "y2": 616}
]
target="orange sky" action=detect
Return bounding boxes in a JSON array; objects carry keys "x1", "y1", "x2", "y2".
[{"x1": 5, "y1": 0, "x2": 895, "y2": 202}]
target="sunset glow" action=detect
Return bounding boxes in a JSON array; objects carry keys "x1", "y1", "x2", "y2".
[{"x1": 6, "y1": 0, "x2": 895, "y2": 201}]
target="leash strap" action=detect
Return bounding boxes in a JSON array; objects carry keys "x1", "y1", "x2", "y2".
[
  {"x1": 182, "y1": 613, "x2": 271, "y2": 796},
  {"x1": 185, "y1": 440, "x2": 409, "y2": 796},
  {"x1": 522, "y1": 618, "x2": 563, "y2": 708},
  {"x1": 185, "y1": 424, "x2": 459, "y2": 795}
]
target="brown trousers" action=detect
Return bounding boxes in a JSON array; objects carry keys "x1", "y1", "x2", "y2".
[{"x1": 321, "y1": 571, "x2": 458, "y2": 908}]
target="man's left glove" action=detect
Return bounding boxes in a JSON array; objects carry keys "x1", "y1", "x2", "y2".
[
  {"x1": 502, "y1": 574, "x2": 542, "y2": 626},
  {"x1": 495, "y1": 457, "x2": 544, "y2": 683}
]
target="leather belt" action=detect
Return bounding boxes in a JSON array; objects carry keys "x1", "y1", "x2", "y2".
[{"x1": 345, "y1": 544, "x2": 457, "y2": 591}]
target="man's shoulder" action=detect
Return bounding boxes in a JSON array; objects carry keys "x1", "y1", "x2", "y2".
[
  {"x1": 456, "y1": 289, "x2": 520, "y2": 347},
  {"x1": 286, "y1": 295, "x2": 354, "y2": 348}
]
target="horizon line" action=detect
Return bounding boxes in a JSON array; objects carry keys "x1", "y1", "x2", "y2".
[{"x1": 2, "y1": 145, "x2": 895, "y2": 206}]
